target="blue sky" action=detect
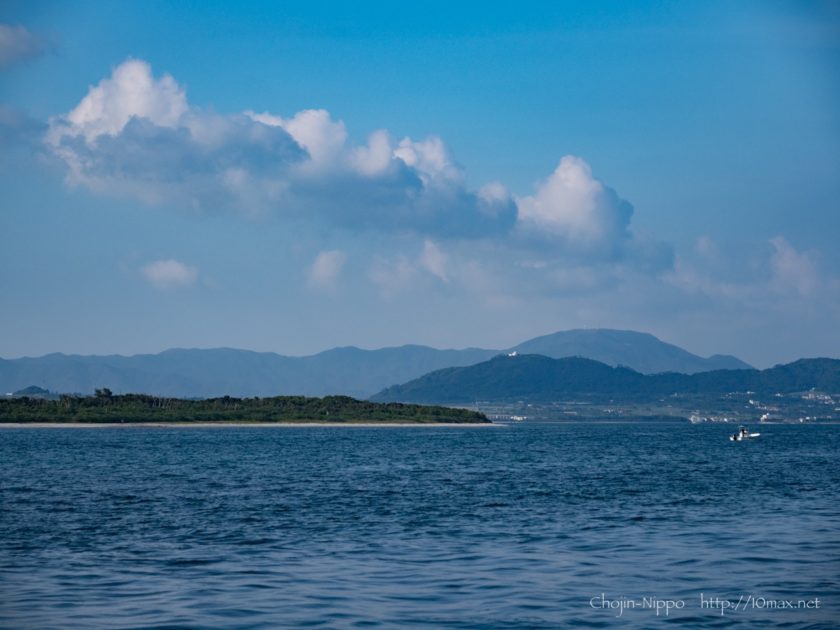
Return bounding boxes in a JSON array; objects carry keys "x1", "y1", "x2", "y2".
[{"x1": 1, "y1": 1, "x2": 838, "y2": 366}]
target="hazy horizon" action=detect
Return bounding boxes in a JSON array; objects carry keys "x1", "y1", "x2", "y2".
[{"x1": 3, "y1": 326, "x2": 834, "y2": 371}]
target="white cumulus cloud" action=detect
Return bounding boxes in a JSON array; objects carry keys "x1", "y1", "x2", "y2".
[
  {"x1": 393, "y1": 136, "x2": 462, "y2": 186},
  {"x1": 517, "y1": 156, "x2": 633, "y2": 255},
  {"x1": 350, "y1": 129, "x2": 394, "y2": 177},
  {"x1": 247, "y1": 108, "x2": 347, "y2": 168},
  {"x1": 46, "y1": 59, "x2": 516, "y2": 237},
  {"x1": 58, "y1": 59, "x2": 187, "y2": 140},
  {"x1": 141, "y1": 259, "x2": 199, "y2": 290}
]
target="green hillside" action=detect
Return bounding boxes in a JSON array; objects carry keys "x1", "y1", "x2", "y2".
[{"x1": 372, "y1": 355, "x2": 840, "y2": 403}]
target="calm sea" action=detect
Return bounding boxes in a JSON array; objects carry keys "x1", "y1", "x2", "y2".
[{"x1": 0, "y1": 423, "x2": 838, "y2": 629}]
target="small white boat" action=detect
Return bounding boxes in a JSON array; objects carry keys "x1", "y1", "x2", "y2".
[{"x1": 730, "y1": 426, "x2": 760, "y2": 441}]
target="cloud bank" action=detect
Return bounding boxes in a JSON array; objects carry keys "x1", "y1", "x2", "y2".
[
  {"x1": 45, "y1": 59, "x2": 671, "y2": 269},
  {"x1": 47, "y1": 59, "x2": 517, "y2": 237}
]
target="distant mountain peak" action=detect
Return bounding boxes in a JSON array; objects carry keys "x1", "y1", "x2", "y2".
[{"x1": 509, "y1": 328, "x2": 752, "y2": 374}]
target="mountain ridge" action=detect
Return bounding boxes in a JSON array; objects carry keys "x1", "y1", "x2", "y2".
[
  {"x1": 371, "y1": 354, "x2": 840, "y2": 404},
  {"x1": 0, "y1": 329, "x2": 752, "y2": 398}
]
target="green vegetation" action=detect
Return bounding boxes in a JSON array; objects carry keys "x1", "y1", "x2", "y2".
[
  {"x1": 0, "y1": 391, "x2": 488, "y2": 424},
  {"x1": 373, "y1": 355, "x2": 840, "y2": 404}
]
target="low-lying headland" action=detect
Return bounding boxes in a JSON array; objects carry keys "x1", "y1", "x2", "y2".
[{"x1": 0, "y1": 391, "x2": 490, "y2": 425}]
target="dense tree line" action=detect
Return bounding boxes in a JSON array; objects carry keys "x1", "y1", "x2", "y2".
[{"x1": 0, "y1": 391, "x2": 488, "y2": 423}]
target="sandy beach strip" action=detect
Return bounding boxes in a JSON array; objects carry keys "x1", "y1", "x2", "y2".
[{"x1": 0, "y1": 422, "x2": 499, "y2": 429}]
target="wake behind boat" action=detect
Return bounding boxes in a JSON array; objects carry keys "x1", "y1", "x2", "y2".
[{"x1": 730, "y1": 426, "x2": 760, "y2": 441}]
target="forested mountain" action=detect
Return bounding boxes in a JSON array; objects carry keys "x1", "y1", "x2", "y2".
[{"x1": 372, "y1": 355, "x2": 840, "y2": 404}]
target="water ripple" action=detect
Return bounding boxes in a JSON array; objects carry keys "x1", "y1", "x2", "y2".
[{"x1": 1, "y1": 423, "x2": 838, "y2": 628}]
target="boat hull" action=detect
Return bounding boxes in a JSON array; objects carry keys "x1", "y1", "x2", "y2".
[{"x1": 730, "y1": 433, "x2": 760, "y2": 441}]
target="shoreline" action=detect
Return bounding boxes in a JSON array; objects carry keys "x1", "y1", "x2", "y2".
[{"x1": 0, "y1": 421, "x2": 499, "y2": 429}]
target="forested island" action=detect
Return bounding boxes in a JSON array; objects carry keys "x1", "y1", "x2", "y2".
[{"x1": 0, "y1": 390, "x2": 489, "y2": 424}]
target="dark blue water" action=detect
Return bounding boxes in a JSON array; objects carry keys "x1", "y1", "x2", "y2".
[{"x1": 1, "y1": 423, "x2": 838, "y2": 629}]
